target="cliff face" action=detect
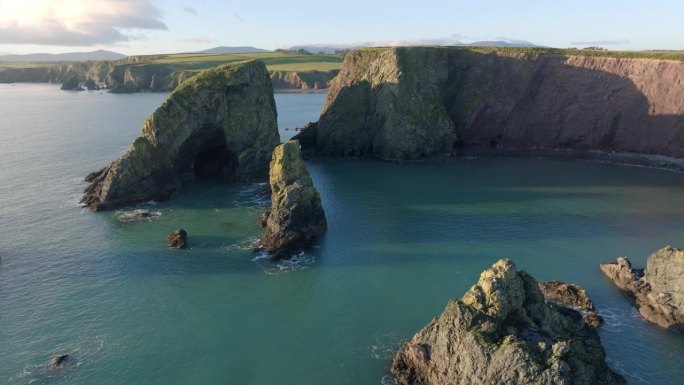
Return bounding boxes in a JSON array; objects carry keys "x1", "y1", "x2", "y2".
[
  {"x1": 297, "y1": 47, "x2": 684, "y2": 160},
  {"x1": 81, "y1": 60, "x2": 280, "y2": 211},
  {"x1": 0, "y1": 61, "x2": 338, "y2": 92},
  {"x1": 391, "y1": 259, "x2": 625, "y2": 385}
]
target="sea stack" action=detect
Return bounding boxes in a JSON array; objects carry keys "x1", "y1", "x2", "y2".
[
  {"x1": 259, "y1": 141, "x2": 326, "y2": 258},
  {"x1": 391, "y1": 259, "x2": 625, "y2": 385},
  {"x1": 600, "y1": 246, "x2": 684, "y2": 331},
  {"x1": 81, "y1": 60, "x2": 280, "y2": 211}
]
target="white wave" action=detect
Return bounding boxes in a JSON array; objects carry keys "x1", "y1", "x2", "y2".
[
  {"x1": 369, "y1": 332, "x2": 403, "y2": 360},
  {"x1": 252, "y1": 251, "x2": 316, "y2": 275}
]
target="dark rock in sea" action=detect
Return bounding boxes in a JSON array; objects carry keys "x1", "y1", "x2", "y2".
[
  {"x1": 166, "y1": 229, "x2": 188, "y2": 249},
  {"x1": 539, "y1": 280, "x2": 603, "y2": 327},
  {"x1": 50, "y1": 354, "x2": 69, "y2": 369},
  {"x1": 116, "y1": 209, "x2": 162, "y2": 223},
  {"x1": 296, "y1": 47, "x2": 684, "y2": 162},
  {"x1": 80, "y1": 60, "x2": 280, "y2": 211},
  {"x1": 391, "y1": 259, "x2": 625, "y2": 385},
  {"x1": 259, "y1": 141, "x2": 326, "y2": 259},
  {"x1": 600, "y1": 246, "x2": 684, "y2": 331},
  {"x1": 60, "y1": 75, "x2": 83, "y2": 91}
]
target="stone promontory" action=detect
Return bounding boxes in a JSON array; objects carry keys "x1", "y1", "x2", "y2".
[
  {"x1": 81, "y1": 60, "x2": 280, "y2": 211},
  {"x1": 296, "y1": 47, "x2": 684, "y2": 163},
  {"x1": 259, "y1": 141, "x2": 326, "y2": 258},
  {"x1": 391, "y1": 259, "x2": 625, "y2": 385},
  {"x1": 600, "y1": 246, "x2": 684, "y2": 331}
]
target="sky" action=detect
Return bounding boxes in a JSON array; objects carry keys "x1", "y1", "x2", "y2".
[{"x1": 0, "y1": 0, "x2": 683, "y2": 55}]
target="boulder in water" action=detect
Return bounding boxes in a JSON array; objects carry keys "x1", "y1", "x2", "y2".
[
  {"x1": 50, "y1": 354, "x2": 69, "y2": 369},
  {"x1": 539, "y1": 280, "x2": 603, "y2": 327},
  {"x1": 166, "y1": 229, "x2": 188, "y2": 249}
]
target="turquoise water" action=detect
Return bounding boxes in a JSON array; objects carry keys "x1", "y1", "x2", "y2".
[{"x1": 1, "y1": 84, "x2": 683, "y2": 385}]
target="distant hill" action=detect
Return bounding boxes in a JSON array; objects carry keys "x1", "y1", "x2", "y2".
[
  {"x1": 462, "y1": 40, "x2": 542, "y2": 48},
  {"x1": 0, "y1": 49, "x2": 126, "y2": 62},
  {"x1": 288, "y1": 45, "x2": 356, "y2": 54},
  {"x1": 196, "y1": 46, "x2": 271, "y2": 54}
]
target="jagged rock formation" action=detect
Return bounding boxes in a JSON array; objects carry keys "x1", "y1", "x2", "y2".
[
  {"x1": 539, "y1": 280, "x2": 603, "y2": 327},
  {"x1": 166, "y1": 229, "x2": 188, "y2": 249},
  {"x1": 81, "y1": 60, "x2": 280, "y2": 211},
  {"x1": 600, "y1": 246, "x2": 684, "y2": 331},
  {"x1": 296, "y1": 47, "x2": 684, "y2": 162},
  {"x1": 391, "y1": 259, "x2": 625, "y2": 385},
  {"x1": 260, "y1": 141, "x2": 326, "y2": 258}
]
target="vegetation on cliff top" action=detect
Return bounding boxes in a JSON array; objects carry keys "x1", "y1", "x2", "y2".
[{"x1": 353, "y1": 46, "x2": 684, "y2": 61}]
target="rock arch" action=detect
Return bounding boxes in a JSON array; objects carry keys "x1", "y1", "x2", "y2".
[{"x1": 82, "y1": 60, "x2": 280, "y2": 211}]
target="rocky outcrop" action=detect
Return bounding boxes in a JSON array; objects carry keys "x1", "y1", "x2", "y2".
[
  {"x1": 296, "y1": 47, "x2": 684, "y2": 162},
  {"x1": 390, "y1": 259, "x2": 625, "y2": 385},
  {"x1": 81, "y1": 60, "x2": 280, "y2": 211},
  {"x1": 259, "y1": 141, "x2": 326, "y2": 258},
  {"x1": 600, "y1": 246, "x2": 684, "y2": 331},
  {"x1": 270, "y1": 70, "x2": 339, "y2": 90},
  {"x1": 539, "y1": 280, "x2": 603, "y2": 327},
  {"x1": 60, "y1": 75, "x2": 82, "y2": 91},
  {"x1": 166, "y1": 229, "x2": 188, "y2": 249}
]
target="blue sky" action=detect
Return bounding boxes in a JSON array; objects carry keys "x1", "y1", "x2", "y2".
[{"x1": 0, "y1": 0, "x2": 683, "y2": 54}]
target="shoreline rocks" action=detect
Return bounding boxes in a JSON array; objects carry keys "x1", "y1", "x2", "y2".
[
  {"x1": 539, "y1": 280, "x2": 603, "y2": 327},
  {"x1": 391, "y1": 259, "x2": 625, "y2": 385},
  {"x1": 81, "y1": 60, "x2": 280, "y2": 211},
  {"x1": 600, "y1": 246, "x2": 684, "y2": 331},
  {"x1": 259, "y1": 141, "x2": 326, "y2": 259}
]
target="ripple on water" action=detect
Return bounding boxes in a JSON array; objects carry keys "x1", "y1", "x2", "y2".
[
  {"x1": 8, "y1": 337, "x2": 107, "y2": 384},
  {"x1": 252, "y1": 251, "x2": 316, "y2": 275}
]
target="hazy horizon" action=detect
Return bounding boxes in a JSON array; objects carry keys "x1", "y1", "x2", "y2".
[{"x1": 1, "y1": 0, "x2": 683, "y2": 56}]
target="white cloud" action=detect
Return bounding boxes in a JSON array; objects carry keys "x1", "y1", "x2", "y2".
[
  {"x1": 183, "y1": 6, "x2": 197, "y2": 16},
  {"x1": 0, "y1": 0, "x2": 167, "y2": 46},
  {"x1": 571, "y1": 39, "x2": 630, "y2": 46}
]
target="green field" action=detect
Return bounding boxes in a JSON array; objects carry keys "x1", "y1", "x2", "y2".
[
  {"x1": 0, "y1": 62, "x2": 51, "y2": 69},
  {"x1": 464, "y1": 46, "x2": 684, "y2": 61},
  {"x1": 132, "y1": 52, "x2": 343, "y2": 72}
]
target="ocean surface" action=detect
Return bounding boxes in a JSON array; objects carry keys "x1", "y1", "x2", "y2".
[{"x1": 1, "y1": 83, "x2": 683, "y2": 385}]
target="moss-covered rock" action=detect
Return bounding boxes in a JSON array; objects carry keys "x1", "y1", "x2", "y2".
[
  {"x1": 391, "y1": 259, "x2": 625, "y2": 385},
  {"x1": 81, "y1": 60, "x2": 280, "y2": 211},
  {"x1": 259, "y1": 141, "x2": 326, "y2": 258}
]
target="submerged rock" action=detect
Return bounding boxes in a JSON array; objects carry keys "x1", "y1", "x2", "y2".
[
  {"x1": 391, "y1": 259, "x2": 625, "y2": 385},
  {"x1": 539, "y1": 280, "x2": 603, "y2": 327},
  {"x1": 50, "y1": 354, "x2": 69, "y2": 369},
  {"x1": 166, "y1": 229, "x2": 188, "y2": 249},
  {"x1": 116, "y1": 209, "x2": 162, "y2": 223},
  {"x1": 81, "y1": 60, "x2": 280, "y2": 211},
  {"x1": 600, "y1": 246, "x2": 684, "y2": 331},
  {"x1": 259, "y1": 141, "x2": 326, "y2": 258}
]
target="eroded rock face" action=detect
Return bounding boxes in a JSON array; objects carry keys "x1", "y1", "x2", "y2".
[
  {"x1": 296, "y1": 47, "x2": 684, "y2": 161},
  {"x1": 600, "y1": 246, "x2": 684, "y2": 331},
  {"x1": 260, "y1": 141, "x2": 326, "y2": 258},
  {"x1": 81, "y1": 60, "x2": 280, "y2": 211},
  {"x1": 539, "y1": 280, "x2": 603, "y2": 327},
  {"x1": 391, "y1": 259, "x2": 625, "y2": 385}
]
